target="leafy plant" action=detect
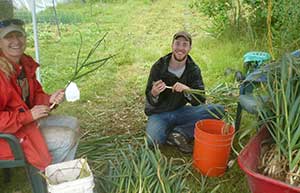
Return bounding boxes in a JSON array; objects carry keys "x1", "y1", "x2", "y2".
[
  {"x1": 190, "y1": 0, "x2": 235, "y2": 37},
  {"x1": 244, "y1": 0, "x2": 300, "y2": 53},
  {"x1": 67, "y1": 32, "x2": 115, "y2": 87},
  {"x1": 50, "y1": 32, "x2": 115, "y2": 108},
  {"x1": 184, "y1": 82, "x2": 239, "y2": 134},
  {"x1": 256, "y1": 53, "x2": 300, "y2": 185},
  {"x1": 191, "y1": 0, "x2": 300, "y2": 54}
]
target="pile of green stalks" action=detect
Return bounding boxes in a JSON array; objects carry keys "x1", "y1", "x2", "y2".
[
  {"x1": 77, "y1": 133, "x2": 143, "y2": 167},
  {"x1": 184, "y1": 82, "x2": 239, "y2": 125},
  {"x1": 256, "y1": 53, "x2": 300, "y2": 186},
  {"x1": 78, "y1": 133, "x2": 213, "y2": 193},
  {"x1": 97, "y1": 140, "x2": 195, "y2": 193},
  {"x1": 185, "y1": 82, "x2": 239, "y2": 107}
]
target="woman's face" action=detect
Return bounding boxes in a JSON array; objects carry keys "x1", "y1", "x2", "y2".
[{"x1": 0, "y1": 31, "x2": 26, "y2": 63}]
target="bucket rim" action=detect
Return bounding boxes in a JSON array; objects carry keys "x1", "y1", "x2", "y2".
[{"x1": 195, "y1": 119, "x2": 235, "y2": 137}]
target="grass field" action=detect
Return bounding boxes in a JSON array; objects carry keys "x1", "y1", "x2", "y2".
[{"x1": 0, "y1": 0, "x2": 266, "y2": 192}]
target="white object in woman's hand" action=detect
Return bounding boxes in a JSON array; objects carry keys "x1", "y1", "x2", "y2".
[{"x1": 65, "y1": 82, "x2": 80, "y2": 102}]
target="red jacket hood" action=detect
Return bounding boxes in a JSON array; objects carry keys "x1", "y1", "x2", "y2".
[{"x1": 0, "y1": 51, "x2": 39, "y2": 77}]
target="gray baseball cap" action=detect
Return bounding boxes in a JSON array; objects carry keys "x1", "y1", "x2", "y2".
[
  {"x1": 0, "y1": 19, "x2": 25, "y2": 38},
  {"x1": 173, "y1": 31, "x2": 192, "y2": 45}
]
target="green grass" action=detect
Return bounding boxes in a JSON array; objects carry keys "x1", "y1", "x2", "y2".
[{"x1": 0, "y1": 0, "x2": 266, "y2": 192}]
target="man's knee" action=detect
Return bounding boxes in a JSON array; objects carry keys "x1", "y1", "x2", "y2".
[
  {"x1": 146, "y1": 131, "x2": 166, "y2": 146},
  {"x1": 146, "y1": 118, "x2": 170, "y2": 144}
]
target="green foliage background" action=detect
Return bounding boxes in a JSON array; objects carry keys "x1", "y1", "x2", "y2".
[{"x1": 191, "y1": 0, "x2": 300, "y2": 56}]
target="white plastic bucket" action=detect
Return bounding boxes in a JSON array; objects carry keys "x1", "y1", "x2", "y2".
[{"x1": 45, "y1": 158, "x2": 94, "y2": 193}]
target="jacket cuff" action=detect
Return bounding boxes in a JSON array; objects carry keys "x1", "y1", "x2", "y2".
[
  {"x1": 18, "y1": 110, "x2": 33, "y2": 125},
  {"x1": 151, "y1": 95, "x2": 159, "y2": 103},
  {"x1": 184, "y1": 92, "x2": 192, "y2": 101},
  {"x1": 147, "y1": 93, "x2": 159, "y2": 106}
]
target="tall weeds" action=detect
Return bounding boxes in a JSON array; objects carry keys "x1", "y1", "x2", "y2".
[{"x1": 191, "y1": 0, "x2": 300, "y2": 54}]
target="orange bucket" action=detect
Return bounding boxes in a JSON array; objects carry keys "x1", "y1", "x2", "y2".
[{"x1": 193, "y1": 119, "x2": 235, "y2": 177}]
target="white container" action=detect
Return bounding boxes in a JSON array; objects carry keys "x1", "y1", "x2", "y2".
[{"x1": 45, "y1": 158, "x2": 94, "y2": 193}]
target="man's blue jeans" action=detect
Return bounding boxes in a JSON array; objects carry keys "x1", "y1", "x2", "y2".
[{"x1": 146, "y1": 104, "x2": 224, "y2": 145}]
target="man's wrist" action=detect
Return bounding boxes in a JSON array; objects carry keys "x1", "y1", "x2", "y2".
[{"x1": 151, "y1": 94, "x2": 159, "y2": 103}]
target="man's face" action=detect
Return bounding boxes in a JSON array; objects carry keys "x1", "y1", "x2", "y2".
[
  {"x1": 171, "y1": 37, "x2": 191, "y2": 62},
  {"x1": 0, "y1": 31, "x2": 26, "y2": 62}
]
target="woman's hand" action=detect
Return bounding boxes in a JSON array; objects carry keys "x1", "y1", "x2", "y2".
[
  {"x1": 30, "y1": 105, "x2": 50, "y2": 120},
  {"x1": 49, "y1": 89, "x2": 65, "y2": 105}
]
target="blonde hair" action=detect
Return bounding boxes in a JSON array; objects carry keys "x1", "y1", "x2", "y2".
[{"x1": 0, "y1": 56, "x2": 15, "y2": 78}]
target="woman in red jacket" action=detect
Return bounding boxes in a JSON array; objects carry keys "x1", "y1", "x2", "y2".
[{"x1": 0, "y1": 19, "x2": 79, "y2": 170}]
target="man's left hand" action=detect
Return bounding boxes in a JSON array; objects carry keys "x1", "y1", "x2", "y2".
[{"x1": 172, "y1": 82, "x2": 189, "y2": 93}]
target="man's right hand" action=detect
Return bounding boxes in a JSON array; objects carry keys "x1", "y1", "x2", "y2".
[
  {"x1": 151, "y1": 80, "x2": 167, "y2": 97},
  {"x1": 30, "y1": 105, "x2": 50, "y2": 120}
]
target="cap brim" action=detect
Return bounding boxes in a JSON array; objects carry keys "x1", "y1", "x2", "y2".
[
  {"x1": 173, "y1": 31, "x2": 192, "y2": 45},
  {"x1": 0, "y1": 25, "x2": 25, "y2": 38}
]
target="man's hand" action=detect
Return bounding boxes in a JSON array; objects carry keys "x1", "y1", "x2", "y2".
[
  {"x1": 49, "y1": 89, "x2": 65, "y2": 105},
  {"x1": 172, "y1": 82, "x2": 190, "y2": 93},
  {"x1": 30, "y1": 105, "x2": 50, "y2": 120},
  {"x1": 151, "y1": 80, "x2": 167, "y2": 97}
]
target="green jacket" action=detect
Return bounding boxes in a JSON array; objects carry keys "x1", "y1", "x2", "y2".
[{"x1": 144, "y1": 53, "x2": 206, "y2": 116}]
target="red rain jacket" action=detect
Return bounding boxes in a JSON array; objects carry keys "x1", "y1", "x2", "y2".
[{"x1": 0, "y1": 52, "x2": 52, "y2": 170}]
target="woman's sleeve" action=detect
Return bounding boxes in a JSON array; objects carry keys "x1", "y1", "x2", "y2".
[{"x1": 0, "y1": 75, "x2": 33, "y2": 133}]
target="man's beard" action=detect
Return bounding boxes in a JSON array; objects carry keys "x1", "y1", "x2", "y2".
[{"x1": 173, "y1": 54, "x2": 187, "y2": 62}]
